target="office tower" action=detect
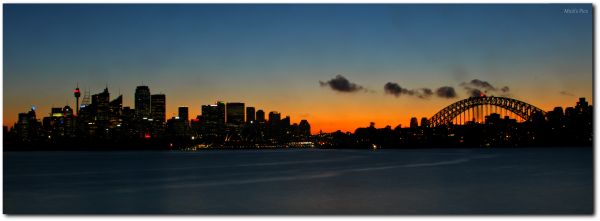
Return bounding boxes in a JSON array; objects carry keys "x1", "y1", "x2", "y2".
[
  {"x1": 110, "y1": 95, "x2": 122, "y2": 115},
  {"x1": 202, "y1": 102, "x2": 225, "y2": 125},
  {"x1": 61, "y1": 105, "x2": 75, "y2": 136},
  {"x1": 299, "y1": 119, "x2": 311, "y2": 137},
  {"x1": 410, "y1": 117, "x2": 419, "y2": 128},
  {"x1": 73, "y1": 84, "x2": 80, "y2": 116},
  {"x1": 201, "y1": 101, "x2": 226, "y2": 134},
  {"x1": 246, "y1": 107, "x2": 255, "y2": 123},
  {"x1": 256, "y1": 109, "x2": 265, "y2": 122},
  {"x1": 281, "y1": 116, "x2": 290, "y2": 127},
  {"x1": 151, "y1": 94, "x2": 166, "y2": 122},
  {"x1": 109, "y1": 95, "x2": 123, "y2": 126},
  {"x1": 576, "y1": 97, "x2": 589, "y2": 113},
  {"x1": 135, "y1": 86, "x2": 151, "y2": 118},
  {"x1": 14, "y1": 107, "x2": 39, "y2": 142},
  {"x1": 216, "y1": 101, "x2": 226, "y2": 123},
  {"x1": 178, "y1": 107, "x2": 189, "y2": 121},
  {"x1": 420, "y1": 117, "x2": 430, "y2": 128},
  {"x1": 269, "y1": 111, "x2": 281, "y2": 123},
  {"x1": 226, "y1": 102, "x2": 245, "y2": 125},
  {"x1": 92, "y1": 87, "x2": 110, "y2": 121},
  {"x1": 167, "y1": 117, "x2": 188, "y2": 137}
]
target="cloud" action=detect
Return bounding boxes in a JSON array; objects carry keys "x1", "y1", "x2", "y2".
[
  {"x1": 459, "y1": 79, "x2": 510, "y2": 97},
  {"x1": 319, "y1": 75, "x2": 365, "y2": 93},
  {"x1": 384, "y1": 82, "x2": 404, "y2": 96},
  {"x1": 435, "y1": 86, "x2": 457, "y2": 98},
  {"x1": 560, "y1": 91, "x2": 574, "y2": 96},
  {"x1": 384, "y1": 82, "x2": 436, "y2": 99},
  {"x1": 468, "y1": 79, "x2": 496, "y2": 91},
  {"x1": 419, "y1": 88, "x2": 433, "y2": 99}
]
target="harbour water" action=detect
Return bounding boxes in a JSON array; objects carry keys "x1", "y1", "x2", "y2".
[{"x1": 3, "y1": 147, "x2": 593, "y2": 214}]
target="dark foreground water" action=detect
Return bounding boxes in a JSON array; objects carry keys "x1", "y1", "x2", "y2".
[{"x1": 3, "y1": 147, "x2": 594, "y2": 215}]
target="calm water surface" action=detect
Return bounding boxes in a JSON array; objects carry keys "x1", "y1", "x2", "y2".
[{"x1": 3, "y1": 147, "x2": 593, "y2": 214}]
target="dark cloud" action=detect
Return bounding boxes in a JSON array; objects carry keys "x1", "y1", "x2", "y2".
[
  {"x1": 435, "y1": 86, "x2": 457, "y2": 98},
  {"x1": 468, "y1": 79, "x2": 496, "y2": 91},
  {"x1": 319, "y1": 75, "x2": 365, "y2": 93},
  {"x1": 459, "y1": 79, "x2": 510, "y2": 97},
  {"x1": 384, "y1": 82, "x2": 435, "y2": 99},
  {"x1": 384, "y1": 82, "x2": 404, "y2": 97}
]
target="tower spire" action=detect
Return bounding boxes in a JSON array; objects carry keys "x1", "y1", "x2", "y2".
[{"x1": 74, "y1": 82, "x2": 81, "y2": 116}]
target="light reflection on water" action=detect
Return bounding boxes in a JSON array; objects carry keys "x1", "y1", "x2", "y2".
[{"x1": 4, "y1": 147, "x2": 593, "y2": 214}]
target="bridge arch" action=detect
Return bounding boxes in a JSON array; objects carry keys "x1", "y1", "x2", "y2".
[{"x1": 429, "y1": 96, "x2": 545, "y2": 127}]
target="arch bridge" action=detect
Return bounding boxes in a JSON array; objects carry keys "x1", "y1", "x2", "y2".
[{"x1": 429, "y1": 96, "x2": 545, "y2": 127}]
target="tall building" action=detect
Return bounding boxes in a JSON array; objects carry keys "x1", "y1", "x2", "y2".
[
  {"x1": 201, "y1": 101, "x2": 226, "y2": 134},
  {"x1": 281, "y1": 116, "x2": 291, "y2": 128},
  {"x1": 91, "y1": 87, "x2": 110, "y2": 122},
  {"x1": 135, "y1": 86, "x2": 151, "y2": 118},
  {"x1": 14, "y1": 107, "x2": 40, "y2": 142},
  {"x1": 226, "y1": 102, "x2": 245, "y2": 125},
  {"x1": 410, "y1": 117, "x2": 419, "y2": 128},
  {"x1": 178, "y1": 107, "x2": 189, "y2": 121},
  {"x1": 299, "y1": 119, "x2": 311, "y2": 137},
  {"x1": 109, "y1": 95, "x2": 123, "y2": 126},
  {"x1": 576, "y1": 97, "x2": 589, "y2": 113},
  {"x1": 73, "y1": 85, "x2": 80, "y2": 116},
  {"x1": 44, "y1": 106, "x2": 75, "y2": 138},
  {"x1": 246, "y1": 107, "x2": 256, "y2": 123},
  {"x1": 151, "y1": 94, "x2": 166, "y2": 122},
  {"x1": 268, "y1": 111, "x2": 281, "y2": 123},
  {"x1": 267, "y1": 111, "x2": 283, "y2": 140},
  {"x1": 420, "y1": 117, "x2": 430, "y2": 128},
  {"x1": 256, "y1": 109, "x2": 266, "y2": 122},
  {"x1": 216, "y1": 101, "x2": 226, "y2": 123}
]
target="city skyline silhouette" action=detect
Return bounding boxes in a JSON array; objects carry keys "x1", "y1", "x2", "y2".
[
  {"x1": 2, "y1": 3, "x2": 594, "y2": 215},
  {"x1": 4, "y1": 4, "x2": 593, "y2": 133}
]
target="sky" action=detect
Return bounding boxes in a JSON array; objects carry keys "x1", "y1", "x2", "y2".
[{"x1": 3, "y1": 4, "x2": 593, "y2": 133}]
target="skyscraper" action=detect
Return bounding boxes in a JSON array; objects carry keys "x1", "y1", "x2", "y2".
[
  {"x1": 256, "y1": 109, "x2": 265, "y2": 122},
  {"x1": 135, "y1": 86, "x2": 151, "y2": 118},
  {"x1": 216, "y1": 101, "x2": 225, "y2": 124},
  {"x1": 246, "y1": 107, "x2": 255, "y2": 123},
  {"x1": 299, "y1": 119, "x2": 311, "y2": 137},
  {"x1": 410, "y1": 117, "x2": 419, "y2": 128},
  {"x1": 91, "y1": 87, "x2": 110, "y2": 122},
  {"x1": 201, "y1": 101, "x2": 226, "y2": 134},
  {"x1": 178, "y1": 107, "x2": 189, "y2": 122},
  {"x1": 109, "y1": 95, "x2": 123, "y2": 126},
  {"x1": 268, "y1": 111, "x2": 281, "y2": 123},
  {"x1": 14, "y1": 107, "x2": 39, "y2": 142},
  {"x1": 226, "y1": 102, "x2": 245, "y2": 126},
  {"x1": 420, "y1": 117, "x2": 430, "y2": 128},
  {"x1": 151, "y1": 94, "x2": 166, "y2": 122}
]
